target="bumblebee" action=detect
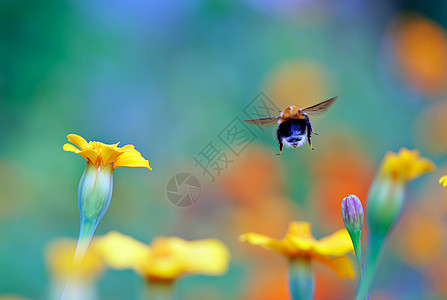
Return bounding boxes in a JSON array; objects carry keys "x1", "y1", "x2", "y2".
[{"x1": 243, "y1": 97, "x2": 337, "y2": 155}]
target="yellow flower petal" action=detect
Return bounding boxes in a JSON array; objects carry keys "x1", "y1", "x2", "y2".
[
  {"x1": 120, "y1": 144, "x2": 135, "y2": 151},
  {"x1": 113, "y1": 149, "x2": 152, "y2": 170},
  {"x1": 63, "y1": 143, "x2": 81, "y2": 153},
  {"x1": 314, "y1": 255, "x2": 356, "y2": 279},
  {"x1": 287, "y1": 222, "x2": 313, "y2": 239},
  {"x1": 146, "y1": 258, "x2": 183, "y2": 280},
  {"x1": 240, "y1": 221, "x2": 356, "y2": 280},
  {"x1": 381, "y1": 148, "x2": 435, "y2": 182},
  {"x1": 314, "y1": 229, "x2": 354, "y2": 256},
  {"x1": 440, "y1": 175, "x2": 447, "y2": 187},
  {"x1": 240, "y1": 232, "x2": 291, "y2": 256},
  {"x1": 100, "y1": 145, "x2": 123, "y2": 166},
  {"x1": 63, "y1": 134, "x2": 151, "y2": 170},
  {"x1": 95, "y1": 232, "x2": 229, "y2": 281},
  {"x1": 93, "y1": 231, "x2": 150, "y2": 275},
  {"x1": 145, "y1": 237, "x2": 189, "y2": 279},
  {"x1": 67, "y1": 134, "x2": 89, "y2": 150},
  {"x1": 184, "y1": 239, "x2": 230, "y2": 275},
  {"x1": 78, "y1": 149, "x2": 100, "y2": 165}
]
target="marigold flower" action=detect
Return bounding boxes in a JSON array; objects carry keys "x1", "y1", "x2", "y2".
[
  {"x1": 368, "y1": 148, "x2": 435, "y2": 237},
  {"x1": 379, "y1": 148, "x2": 435, "y2": 182},
  {"x1": 439, "y1": 175, "x2": 447, "y2": 187},
  {"x1": 63, "y1": 134, "x2": 151, "y2": 170},
  {"x1": 240, "y1": 221, "x2": 355, "y2": 279},
  {"x1": 94, "y1": 231, "x2": 230, "y2": 282},
  {"x1": 63, "y1": 134, "x2": 151, "y2": 265},
  {"x1": 359, "y1": 148, "x2": 435, "y2": 299}
]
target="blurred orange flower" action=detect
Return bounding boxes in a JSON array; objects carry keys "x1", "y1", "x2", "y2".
[
  {"x1": 310, "y1": 134, "x2": 375, "y2": 229},
  {"x1": 415, "y1": 102, "x2": 447, "y2": 156},
  {"x1": 219, "y1": 147, "x2": 284, "y2": 206},
  {"x1": 265, "y1": 59, "x2": 332, "y2": 109},
  {"x1": 242, "y1": 270, "x2": 289, "y2": 300},
  {"x1": 397, "y1": 208, "x2": 445, "y2": 269},
  {"x1": 219, "y1": 147, "x2": 296, "y2": 240},
  {"x1": 389, "y1": 14, "x2": 447, "y2": 96}
]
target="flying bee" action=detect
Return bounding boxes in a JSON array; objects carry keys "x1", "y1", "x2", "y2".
[{"x1": 243, "y1": 97, "x2": 337, "y2": 155}]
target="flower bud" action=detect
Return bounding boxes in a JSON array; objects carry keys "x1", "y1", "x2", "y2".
[
  {"x1": 341, "y1": 195, "x2": 364, "y2": 233},
  {"x1": 78, "y1": 163, "x2": 113, "y2": 221},
  {"x1": 74, "y1": 162, "x2": 114, "y2": 263},
  {"x1": 367, "y1": 177, "x2": 405, "y2": 237}
]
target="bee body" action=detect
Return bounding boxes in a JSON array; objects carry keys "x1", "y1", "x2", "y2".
[
  {"x1": 277, "y1": 117, "x2": 309, "y2": 149},
  {"x1": 243, "y1": 97, "x2": 337, "y2": 156}
]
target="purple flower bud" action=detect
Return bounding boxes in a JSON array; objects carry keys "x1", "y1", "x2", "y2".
[{"x1": 341, "y1": 195, "x2": 364, "y2": 233}]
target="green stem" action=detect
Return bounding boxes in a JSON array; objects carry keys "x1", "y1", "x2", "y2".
[
  {"x1": 73, "y1": 218, "x2": 98, "y2": 265},
  {"x1": 61, "y1": 218, "x2": 98, "y2": 300},
  {"x1": 356, "y1": 233, "x2": 386, "y2": 300},
  {"x1": 350, "y1": 231, "x2": 368, "y2": 300},
  {"x1": 289, "y1": 257, "x2": 314, "y2": 300}
]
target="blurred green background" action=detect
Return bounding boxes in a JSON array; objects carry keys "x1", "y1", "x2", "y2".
[{"x1": 1, "y1": 0, "x2": 447, "y2": 299}]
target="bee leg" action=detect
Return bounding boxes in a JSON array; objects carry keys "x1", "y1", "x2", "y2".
[
  {"x1": 307, "y1": 136, "x2": 314, "y2": 150},
  {"x1": 306, "y1": 120, "x2": 315, "y2": 150},
  {"x1": 276, "y1": 142, "x2": 283, "y2": 156},
  {"x1": 306, "y1": 117, "x2": 319, "y2": 136}
]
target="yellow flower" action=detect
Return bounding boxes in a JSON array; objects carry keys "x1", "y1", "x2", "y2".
[
  {"x1": 380, "y1": 148, "x2": 435, "y2": 182},
  {"x1": 63, "y1": 134, "x2": 152, "y2": 264},
  {"x1": 367, "y1": 148, "x2": 435, "y2": 237},
  {"x1": 45, "y1": 238, "x2": 105, "y2": 281},
  {"x1": 239, "y1": 221, "x2": 355, "y2": 279},
  {"x1": 440, "y1": 176, "x2": 447, "y2": 187},
  {"x1": 63, "y1": 134, "x2": 151, "y2": 170},
  {"x1": 94, "y1": 231, "x2": 230, "y2": 282}
]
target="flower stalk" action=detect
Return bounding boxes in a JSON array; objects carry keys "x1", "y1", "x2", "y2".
[
  {"x1": 289, "y1": 257, "x2": 314, "y2": 300},
  {"x1": 143, "y1": 281, "x2": 177, "y2": 300}
]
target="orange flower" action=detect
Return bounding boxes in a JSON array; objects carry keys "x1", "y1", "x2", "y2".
[{"x1": 390, "y1": 14, "x2": 447, "y2": 96}]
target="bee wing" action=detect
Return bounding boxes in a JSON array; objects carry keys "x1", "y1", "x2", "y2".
[
  {"x1": 243, "y1": 116, "x2": 280, "y2": 127},
  {"x1": 302, "y1": 97, "x2": 337, "y2": 116}
]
